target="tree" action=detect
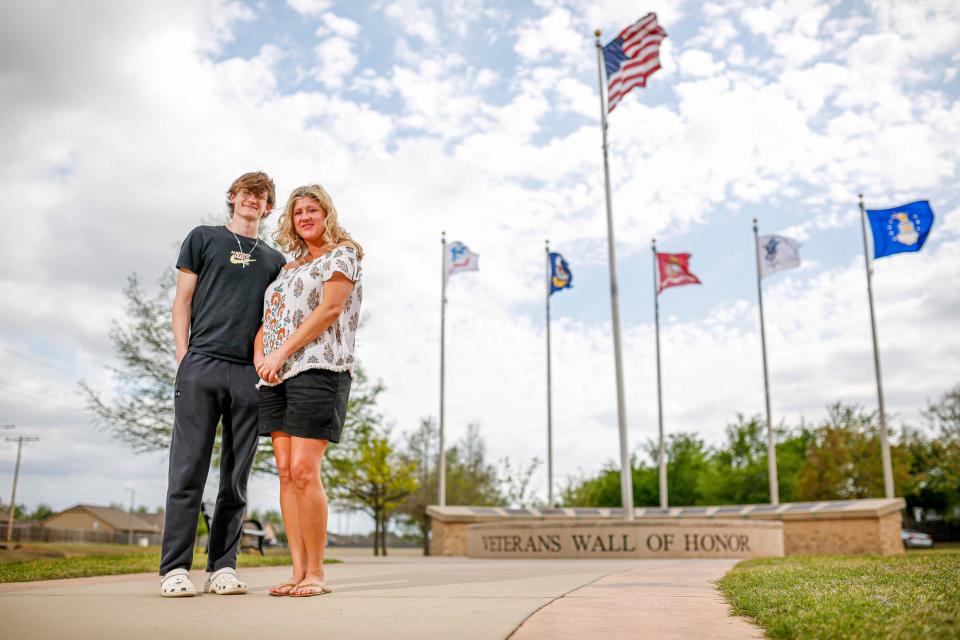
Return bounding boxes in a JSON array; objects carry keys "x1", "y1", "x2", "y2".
[
  {"x1": 795, "y1": 402, "x2": 909, "y2": 501},
  {"x1": 699, "y1": 416, "x2": 763, "y2": 505},
  {"x1": 445, "y1": 423, "x2": 503, "y2": 506},
  {"x1": 29, "y1": 504, "x2": 54, "y2": 521},
  {"x1": 498, "y1": 456, "x2": 542, "y2": 508},
  {"x1": 395, "y1": 418, "x2": 438, "y2": 554},
  {"x1": 653, "y1": 433, "x2": 710, "y2": 506},
  {"x1": 325, "y1": 424, "x2": 418, "y2": 556},
  {"x1": 0, "y1": 502, "x2": 28, "y2": 520},
  {"x1": 902, "y1": 384, "x2": 960, "y2": 521},
  {"x1": 773, "y1": 424, "x2": 815, "y2": 504},
  {"x1": 562, "y1": 457, "x2": 669, "y2": 508},
  {"x1": 396, "y1": 419, "x2": 504, "y2": 554},
  {"x1": 924, "y1": 383, "x2": 960, "y2": 437},
  {"x1": 80, "y1": 272, "x2": 178, "y2": 454}
]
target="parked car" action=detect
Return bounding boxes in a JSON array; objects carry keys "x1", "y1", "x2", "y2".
[{"x1": 902, "y1": 529, "x2": 934, "y2": 549}]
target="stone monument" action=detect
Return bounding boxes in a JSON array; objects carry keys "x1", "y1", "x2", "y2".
[{"x1": 427, "y1": 498, "x2": 906, "y2": 558}]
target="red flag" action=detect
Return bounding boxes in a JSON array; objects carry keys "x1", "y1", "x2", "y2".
[{"x1": 656, "y1": 252, "x2": 701, "y2": 294}]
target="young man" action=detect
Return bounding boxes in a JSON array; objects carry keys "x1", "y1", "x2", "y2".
[{"x1": 160, "y1": 172, "x2": 286, "y2": 597}]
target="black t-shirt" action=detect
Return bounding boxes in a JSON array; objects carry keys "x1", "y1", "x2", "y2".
[{"x1": 176, "y1": 225, "x2": 286, "y2": 364}]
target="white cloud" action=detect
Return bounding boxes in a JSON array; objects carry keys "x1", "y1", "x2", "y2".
[
  {"x1": 309, "y1": 12, "x2": 361, "y2": 89},
  {"x1": 442, "y1": 0, "x2": 501, "y2": 38},
  {"x1": 388, "y1": 57, "x2": 497, "y2": 139},
  {"x1": 740, "y1": 0, "x2": 829, "y2": 67},
  {"x1": 286, "y1": 0, "x2": 331, "y2": 18},
  {"x1": 352, "y1": 68, "x2": 394, "y2": 97},
  {"x1": 677, "y1": 49, "x2": 724, "y2": 77},
  {"x1": 514, "y1": 7, "x2": 583, "y2": 62},
  {"x1": 381, "y1": 0, "x2": 440, "y2": 45},
  {"x1": 691, "y1": 17, "x2": 738, "y2": 49},
  {"x1": 313, "y1": 36, "x2": 358, "y2": 88},
  {"x1": 319, "y1": 11, "x2": 361, "y2": 37}
]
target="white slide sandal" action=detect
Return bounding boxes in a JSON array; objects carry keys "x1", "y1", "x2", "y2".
[
  {"x1": 204, "y1": 567, "x2": 248, "y2": 595},
  {"x1": 160, "y1": 568, "x2": 198, "y2": 598}
]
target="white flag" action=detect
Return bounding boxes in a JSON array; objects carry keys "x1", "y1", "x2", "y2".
[
  {"x1": 758, "y1": 235, "x2": 801, "y2": 278},
  {"x1": 445, "y1": 241, "x2": 479, "y2": 279}
]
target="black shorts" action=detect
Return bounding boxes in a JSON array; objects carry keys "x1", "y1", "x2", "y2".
[{"x1": 258, "y1": 368, "x2": 352, "y2": 442}]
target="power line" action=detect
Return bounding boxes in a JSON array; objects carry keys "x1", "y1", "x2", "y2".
[
  {"x1": 0, "y1": 344, "x2": 83, "y2": 379},
  {"x1": 0, "y1": 383, "x2": 82, "y2": 409},
  {"x1": 3, "y1": 429, "x2": 40, "y2": 547}
]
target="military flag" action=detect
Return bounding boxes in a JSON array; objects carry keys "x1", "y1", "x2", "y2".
[
  {"x1": 656, "y1": 252, "x2": 701, "y2": 294},
  {"x1": 548, "y1": 251, "x2": 573, "y2": 295},
  {"x1": 445, "y1": 241, "x2": 479, "y2": 280},
  {"x1": 865, "y1": 200, "x2": 935, "y2": 259},
  {"x1": 758, "y1": 234, "x2": 801, "y2": 279}
]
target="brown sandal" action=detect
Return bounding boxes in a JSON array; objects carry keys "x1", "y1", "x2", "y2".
[
  {"x1": 269, "y1": 581, "x2": 300, "y2": 597},
  {"x1": 289, "y1": 581, "x2": 332, "y2": 597}
]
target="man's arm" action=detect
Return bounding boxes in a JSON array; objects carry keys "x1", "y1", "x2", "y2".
[
  {"x1": 173, "y1": 268, "x2": 198, "y2": 365},
  {"x1": 254, "y1": 324, "x2": 266, "y2": 370}
]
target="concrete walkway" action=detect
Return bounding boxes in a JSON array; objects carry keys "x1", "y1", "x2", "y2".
[
  {"x1": 512, "y1": 560, "x2": 764, "y2": 639},
  {"x1": 0, "y1": 556, "x2": 764, "y2": 639}
]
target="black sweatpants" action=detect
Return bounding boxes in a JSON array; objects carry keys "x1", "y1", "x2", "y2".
[{"x1": 160, "y1": 351, "x2": 260, "y2": 575}]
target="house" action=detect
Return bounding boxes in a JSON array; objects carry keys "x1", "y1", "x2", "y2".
[
  {"x1": 41, "y1": 505, "x2": 160, "y2": 535},
  {"x1": 138, "y1": 511, "x2": 165, "y2": 533}
]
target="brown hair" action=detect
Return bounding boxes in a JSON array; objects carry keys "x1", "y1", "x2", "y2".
[
  {"x1": 273, "y1": 184, "x2": 364, "y2": 261},
  {"x1": 225, "y1": 171, "x2": 276, "y2": 217}
]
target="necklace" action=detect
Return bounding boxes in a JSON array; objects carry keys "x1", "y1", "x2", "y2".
[{"x1": 227, "y1": 224, "x2": 259, "y2": 268}]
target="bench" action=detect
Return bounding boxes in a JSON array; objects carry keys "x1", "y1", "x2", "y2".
[{"x1": 199, "y1": 502, "x2": 266, "y2": 556}]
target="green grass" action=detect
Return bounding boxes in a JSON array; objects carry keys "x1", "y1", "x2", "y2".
[
  {"x1": 0, "y1": 544, "x2": 339, "y2": 584},
  {"x1": 718, "y1": 548, "x2": 960, "y2": 640}
]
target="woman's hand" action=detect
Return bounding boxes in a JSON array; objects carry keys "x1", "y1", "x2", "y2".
[{"x1": 257, "y1": 348, "x2": 287, "y2": 384}]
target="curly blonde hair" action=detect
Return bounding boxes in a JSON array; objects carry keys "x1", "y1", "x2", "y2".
[{"x1": 273, "y1": 184, "x2": 364, "y2": 261}]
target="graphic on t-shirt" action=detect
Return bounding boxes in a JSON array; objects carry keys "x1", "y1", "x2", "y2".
[{"x1": 229, "y1": 250, "x2": 257, "y2": 268}]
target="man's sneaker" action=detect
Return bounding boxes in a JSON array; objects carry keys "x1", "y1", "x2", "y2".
[
  {"x1": 160, "y1": 568, "x2": 197, "y2": 597},
  {"x1": 204, "y1": 567, "x2": 248, "y2": 595}
]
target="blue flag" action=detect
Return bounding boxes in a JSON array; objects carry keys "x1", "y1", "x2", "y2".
[
  {"x1": 866, "y1": 200, "x2": 935, "y2": 259},
  {"x1": 548, "y1": 252, "x2": 572, "y2": 295}
]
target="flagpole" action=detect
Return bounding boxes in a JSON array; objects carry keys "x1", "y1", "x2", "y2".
[
  {"x1": 752, "y1": 219, "x2": 779, "y2": 505},
  {"x1": 439, "y1": 231, "x2": 447, "y2": 506},
  {"x1": 595, "y1": 29, "x2": 634, "y2": 521},
  {"x1": 858, "y1": 195, "x2": 895, "y2": 499},
  {"x1": 651, "y1": 239, "x2": 667, "y2": 509},
  {"x1": 545, "y1": 239, "x2": 554, "y2": 506}
]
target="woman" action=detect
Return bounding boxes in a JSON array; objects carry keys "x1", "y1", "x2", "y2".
[{"x1": 254, "y1": 184, "x2": 363, "y2": 597}]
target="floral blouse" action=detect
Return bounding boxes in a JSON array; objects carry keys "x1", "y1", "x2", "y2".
[{"x1": 259, "y1": 245, "x2": 362, "y2": 385}]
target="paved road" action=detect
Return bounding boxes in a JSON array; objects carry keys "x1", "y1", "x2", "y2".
[{"x1": 0, "y1": 556, "x2": 763, "y2": 639}]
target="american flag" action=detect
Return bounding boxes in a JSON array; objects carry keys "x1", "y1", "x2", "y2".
[{"x1": 603, "y1": 13, "x2": 667, "y2": 113}]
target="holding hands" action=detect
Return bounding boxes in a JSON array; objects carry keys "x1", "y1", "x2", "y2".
[{"x1": 256, "y1": 347, "x2": 287, "y2": 385}]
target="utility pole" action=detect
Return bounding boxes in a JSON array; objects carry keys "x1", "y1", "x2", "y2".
[
  {"x1": 0, "y1": 424, "x2": 13, "y2": 542},
  {"x1": 4, "y1": 428, "x2": 39, "y2": 547},
  {"x1": 127, "y1": 487, "x2": 136, "y2": 545}
]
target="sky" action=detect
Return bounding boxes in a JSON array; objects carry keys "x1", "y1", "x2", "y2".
[{"x1": 1, "y1": 0, "x2": 958, "y2": 533}]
